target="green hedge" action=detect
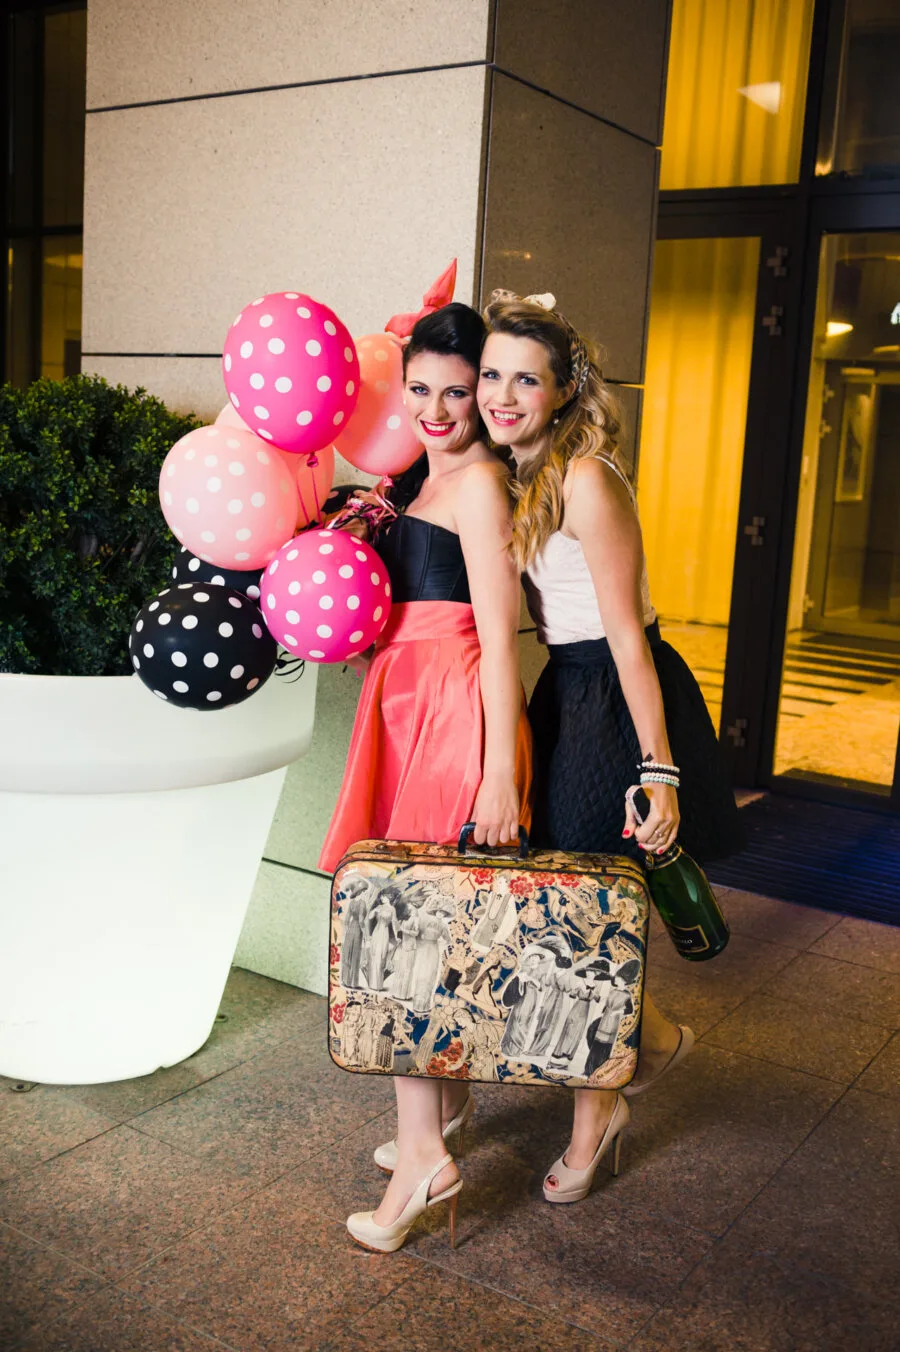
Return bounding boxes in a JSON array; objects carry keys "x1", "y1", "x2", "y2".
[{"x1": 0, "y1": 375, "x2": 200, "y2": 676}]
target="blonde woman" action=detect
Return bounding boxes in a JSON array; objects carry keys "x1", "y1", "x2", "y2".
[{"x1": 477, "y1": 293, "x2": 744, "y2": 1203}]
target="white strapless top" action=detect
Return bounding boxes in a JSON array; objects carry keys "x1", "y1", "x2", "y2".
[{"x1": 522, "y1": 458, "x2": 656, "y2": 646}]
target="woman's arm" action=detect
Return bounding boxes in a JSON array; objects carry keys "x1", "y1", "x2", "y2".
[
  {"x1": 565, "y1": 458, "x2": 679, "y2": 853},
  {"x1": 456, "y1": 460, "x2": 522, "y2": 847}
]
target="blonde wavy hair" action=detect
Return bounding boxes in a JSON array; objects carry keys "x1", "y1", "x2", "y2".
[{"x1": 482, "y1": 297, "x2": 625, "y2": 569}]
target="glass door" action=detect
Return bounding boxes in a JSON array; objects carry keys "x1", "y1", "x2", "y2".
[
  {"x1": 772, "y1": 231, "x2": 900, "y2": 797},
  {"x1": 639, "y1": 235, "x2": 762, "y2": 734}
]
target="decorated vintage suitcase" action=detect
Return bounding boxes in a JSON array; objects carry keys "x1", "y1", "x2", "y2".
[{"x1": 328, "y1": 827, "x2": 650, "y2": 1090}]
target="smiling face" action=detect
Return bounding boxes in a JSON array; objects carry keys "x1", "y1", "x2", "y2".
[
  {"x1": 403, "y1": 351, "x2": 481, "y2": 454},
  {"x1": 477, "y1": 332, "x2": 567, "y2": 455}
]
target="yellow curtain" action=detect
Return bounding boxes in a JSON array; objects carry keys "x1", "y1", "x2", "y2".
[
  {"x1": 660, "y1": 0, "x2": 815, "y2": 189},
  {"x1": 638, "y1": 236, "x2": 759, "y2": 625}
]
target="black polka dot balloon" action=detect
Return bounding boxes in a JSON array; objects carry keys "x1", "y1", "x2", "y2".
[
  {"x1": 129, "y1": 583, "x2": 277, "y2": 710},
  {"x1": 170, "y1": 546, "x2": 263, "y2": 602}
]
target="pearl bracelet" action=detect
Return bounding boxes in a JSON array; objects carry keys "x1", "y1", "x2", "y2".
[
  {"x1": 639, "y1": 759, "x2": 680, "y2": 776},
  {"x1": 640, "y1": 772, "x2": 680, "y2": 788}
]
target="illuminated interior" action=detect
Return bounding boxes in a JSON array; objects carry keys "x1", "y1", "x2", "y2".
[
  {"x1": 638, "y1": 235, "x2": 759, "y2": 729},
  {"x1": 660, "y1": 0, "x2": 815, "y2": 189}
]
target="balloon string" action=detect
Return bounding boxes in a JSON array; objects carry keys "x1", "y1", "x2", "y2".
[{"x1": 311, "y1": 465, "x2": 322, "y2": 523}]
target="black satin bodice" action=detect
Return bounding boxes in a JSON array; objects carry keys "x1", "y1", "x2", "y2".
[{"x1": 377, "y1": 514, "x2": 470, "y2": 604}]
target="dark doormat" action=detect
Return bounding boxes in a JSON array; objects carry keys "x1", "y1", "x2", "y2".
[{"x1": 706, "y1": 794, "x2": 900, "y2": 926}]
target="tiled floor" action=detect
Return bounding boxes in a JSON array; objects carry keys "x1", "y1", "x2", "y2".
[{"x1": 2, "y1": 892, "x2": 899, "y2": 1352}]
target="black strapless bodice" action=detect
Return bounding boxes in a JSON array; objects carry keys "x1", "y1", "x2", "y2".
[{"x1": 376, "y1": 514, "x2": 470, "y2": 604}]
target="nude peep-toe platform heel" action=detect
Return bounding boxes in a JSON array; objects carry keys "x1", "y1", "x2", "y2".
[
  {"x1": 373, "y1": 1093, "x2": 474, "y2": 1174},
  {"x1": 346, "y1": 1153, "x2": 462, "y2": 1253},
  {"x1": 542, "y1": 1093, "x2": 630, "y2": 1204}
]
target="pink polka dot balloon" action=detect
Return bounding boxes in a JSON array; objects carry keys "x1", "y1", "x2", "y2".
[
  {"x1": 159, "y1": 425, "x2": 299, "y2": 571},
  {"x1": 260, "y1": 529, "x2": 392, "y2": 663},
  {"x1": 222, "y1": 292, "x2": 360, "y2": 456},
  {"x1": 333, "y1": 332, "x2": 420, "y2": 477}
]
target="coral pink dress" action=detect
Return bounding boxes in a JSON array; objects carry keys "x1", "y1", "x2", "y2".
[{"x1": 319, "y1": 509, "x2": 532, "y2": 872}]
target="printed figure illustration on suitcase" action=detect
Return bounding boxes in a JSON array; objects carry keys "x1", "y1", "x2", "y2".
[{"x1": 329, "y1": 835, "x2": 650, "y2": 1090}]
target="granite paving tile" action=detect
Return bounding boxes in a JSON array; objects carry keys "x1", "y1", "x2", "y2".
[
  {"x1": 855, "y1": 1031, "x2": 900, "y2": 1099},
  {"x1": 761, "y1": 952, "x2": 900, "y2": 1029},
  {"x1": 702, "y1": 993, "x2": 892, "y2": 1082},
  {"x1": 633, "y1": 1232, "x2": 900, "y2": 1352},
  {"x1": 600, "y1": 1045, "x2": 842, "y2": 1236},
  {"x1": 0, "y1": 1223, "x2": 108, "y2": 1350},
  {"x1": 643, "y1": 932, "x2": 797, "y2": 1038},
  {"x1": 809, "y1": 914, "x2": 900, "y2": 975},
  {"x1": 714, "y1": 888, "x2": 842, "y2": 950},
  {"x1": 405, "y1": 1135, "x2": 712, "y2": 1343},
  {"x1": 341, "y1": 1268, "x2": 618, "y2": 1351},
  {"x1": 0, "y1": 1125, "x2": 251, "y2": 1280},
  {"x1": 14, "y1": 1285, "x2": 236, "y2": 1351},
  {"x1": 132, "y1": 1035, "x2": 392, "y2": 1184},
  {"x1": 122, "y1": 1197, "x2": 415, "y2": 1352},
  {"x1": 0, "y1": 1080, "x2": 117, "y2": 1184},
  {"x1": 725, "y1": 1089, "x2": 900, "y2": 1295},
  {"x1": 60, "y1": 970, "x2": 324, "y2": 1122}
]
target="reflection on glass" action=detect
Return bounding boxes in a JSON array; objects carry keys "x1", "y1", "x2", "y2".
[
  {"x1": 638, "y1": 237, "x2": 760, "y2": 732},
  {"x1": 41, "y1": 236, "x2": 83, "y2": 381},
  {"x1": 817, "y1": 0, "x2": 900, "y2": 177},
  {"x1": 774, "y1": 233, "x2": 900, "y2": 792},
  {"x1": 660, "y1": 0, "x2": 815, "y2": 189},
  {"x1": 5, "y1": 241, "x2": 36, "y2": 387},
  {"x1": 42, "y1": 7, "x2": 87, "y2": 228}
]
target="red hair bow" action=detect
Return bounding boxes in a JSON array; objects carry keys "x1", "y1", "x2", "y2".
[{"x1": 384, "y1": 259, "x2": 457, "y2": 338}]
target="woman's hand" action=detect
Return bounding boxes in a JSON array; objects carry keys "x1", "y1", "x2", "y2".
[
  {"x1": 624, "y1": 782, "x2": 679, "y2": 855},
  {"x1": 472, "y1": 771, "x2": 520, "y2": 848}
]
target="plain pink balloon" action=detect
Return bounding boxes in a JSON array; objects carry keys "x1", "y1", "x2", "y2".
[
  {"x1": 260, "y1": 529, "x2": 391, "y2": 663},
  {"x1": 159, "y1": 425, "x2": 300, "y2": 570},
  {"x1": 333, "y1": 332, "x2": 420, "y2": 477},
  {"x1": 214, "y1": 401, "x2": 248, "y2": 431},
  {"x1": 222, "y1": 292, "x2": 360, "y2": 456}
]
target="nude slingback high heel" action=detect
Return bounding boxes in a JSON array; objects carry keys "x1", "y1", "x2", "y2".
[
  {"x1": 347, "y1": 1153, "x2": 462, "y2": 1253},
  {"x1": 373, "y1": 1093, "x2": 474, "y2": 1174},
  {"x1": 542, "y1": 1093, "x2": 630, "y2": 1204}
]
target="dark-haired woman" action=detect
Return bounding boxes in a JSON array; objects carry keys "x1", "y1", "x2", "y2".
[{"x1": 320, "y1": 302, "x2": 532, "y2": 1253}]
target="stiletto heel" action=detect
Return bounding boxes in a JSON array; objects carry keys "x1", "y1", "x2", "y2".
[
  {"x1": 347, "y1": 1153, "x2": 462, "y2": 1253},
  {"x1": 374, "y1": 1093, "x2": 474, "y2": 1174},
  {"x1": 610, "y1": 1132, "x2": 622, "y2": 1177},
  {"x1": 622, "y1": 1025, "x2": 694, "y2": 1098},
  {"x1": 542, "y1": 1093, "x2": 629, "y2": 1204},
  {"x1": 448, "y1": 1191, "x2": 459, "y2": 1249}
]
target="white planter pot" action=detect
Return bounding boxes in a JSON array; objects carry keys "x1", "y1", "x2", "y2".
[{"x1": 0, "y1": 668, "x2": 317, "y2": 1085}]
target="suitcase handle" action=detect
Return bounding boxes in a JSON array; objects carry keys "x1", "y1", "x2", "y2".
[{"x1": 457, "y1": 822, "x2": 529, "y2": 860}]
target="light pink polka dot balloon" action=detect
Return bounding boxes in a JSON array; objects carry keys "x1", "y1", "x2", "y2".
[
  {"x1": 260, "y1": 530, "x2": 392, "y2": 663},
  {"x1": 213, "y1": 404, "x2": 334, "y2": 529},
  {"x1": 159, "y1": 425, "x2": 300, "y2": 571},
  {"x1": 333, "y1": 332, "x2": 420, "y2": 477},
  {"x1": 222, "y1": 292, "x2": 360, "y2": 456}
]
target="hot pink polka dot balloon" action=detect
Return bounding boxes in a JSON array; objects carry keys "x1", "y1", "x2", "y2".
[
  {"x1": 159, "y1": 425, "x2": 299, "y2": 570},
  {"x1": 333, "y1": 332, "x2": 420, "y2": 477},
  {"x1": 260, "y1": 530, "x2": 392, "y2": 663},
  {"x1": 222, "y1": 292, "x2": 360, "y2": 456}
]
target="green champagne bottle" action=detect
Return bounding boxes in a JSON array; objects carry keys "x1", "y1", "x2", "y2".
[{"x1": 642, "y1": 844, "x2": 730, "y2": 962}]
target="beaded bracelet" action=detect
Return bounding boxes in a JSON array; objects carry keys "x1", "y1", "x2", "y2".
[
  {"x1": 639, "y1": 758, "x2": 680, "y2": 776},
  {"x1": 640, "y1": 772, "x2": 680, "y2": 788}
]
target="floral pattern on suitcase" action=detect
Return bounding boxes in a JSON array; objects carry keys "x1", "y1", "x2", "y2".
[{"x1": 329, "y1": 840, "x2": 650, "y2": 1090}]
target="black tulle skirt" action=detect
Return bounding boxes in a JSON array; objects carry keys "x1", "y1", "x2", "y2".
[{"x1": 528, "y1": 622, "x2": 746, "y2": 865}]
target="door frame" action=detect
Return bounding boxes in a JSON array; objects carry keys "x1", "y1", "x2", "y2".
[
  {"x1": 759, "y1": 188, "x2": 900, "y2": 811},
  {"x1": 654, "y1": 195, "x2": 809, "y2": 789}
]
